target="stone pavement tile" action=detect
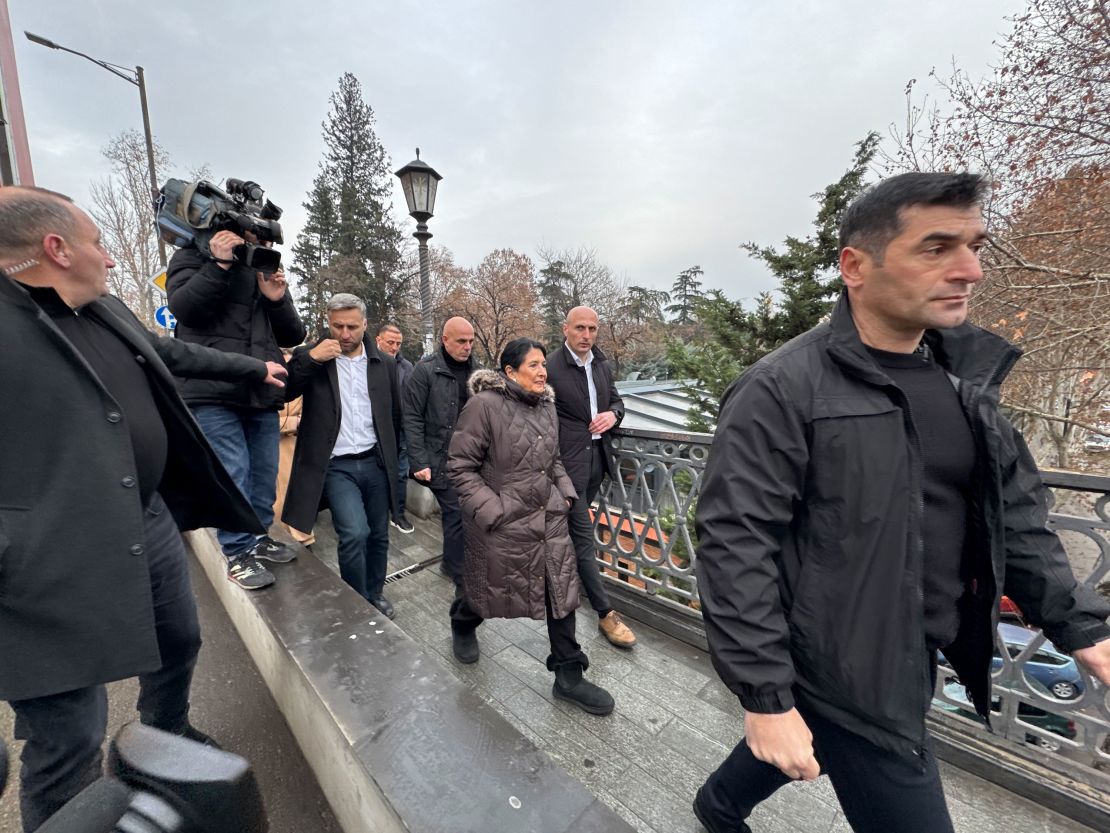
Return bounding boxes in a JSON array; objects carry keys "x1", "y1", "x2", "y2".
[
  {"x1": 604, "y1": 763, "x2": 721, "y2": 833},
  {"x1": 589, "y1": 786, "x2": 659, "y2": 833},
  {"x1": 657, "y1": 717, "x2": 732, "y2": 773},
  {"x1": 603, "y1": 677, "x2": 676, "y2": 736},
  {"x1": 495, "y1": 644, "x2": 563, "y2": 699},
  {"x1": 618, "y1": 663, "x2": 742, "y2": 746},
  {"x1": 576, "y1": 640, "x2": 639, "y2": 682},
  {"x1": 451, "y1": 654, "x2": 528, "y2": 704},
  {"x1": 938, "y1": 762, "x2": 1095, "y2": 833},
  {"x1": 500, "y1": 687, "x2": 629, "y2": 788},
  {"x1": 696, "y1": 676, "x2": 742, "y2": 715},
  {"x1": 750, "y1": 780, "x2": 841, "y2": 833},
  {"x1": 511, "y1": 627, "x2": 555, "y2": 663},
  {"x1": 577, "y1": 711, "x2": 710, "y2": 807},
  {"x1": 624, "y1": 638, "x2": 716, "y2": 694}
]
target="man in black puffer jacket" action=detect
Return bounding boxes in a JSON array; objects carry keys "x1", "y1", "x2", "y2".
[
  {"x1": 693, "y1": 172, "x2": 1110, "y2": 833},
  {"x1": 167, "y1": 230, "x2": 306, "y2": 589}
]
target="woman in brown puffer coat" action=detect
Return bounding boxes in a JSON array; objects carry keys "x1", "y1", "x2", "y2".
[{"x1": 447, "y1": 338, "x2": 614, "y2": 715}]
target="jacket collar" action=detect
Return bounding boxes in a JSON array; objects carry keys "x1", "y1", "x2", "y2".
[
  {"x1": 430, "y1": 345, "x2": 476, "y2": 375},
  {"x1": 826, "y1": 291, "x2": 1021, "y2": 392},
  {"x1": 469, "y1": 368, "x2": 555, "y2": 405},
  {"x1": 558, "y1": 342, "x2": 608, "y2": 368}
]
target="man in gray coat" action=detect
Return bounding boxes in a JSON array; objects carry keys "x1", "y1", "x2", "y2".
[{"x1": 0, "y1": 187, "x2": 286, "y2": 831}]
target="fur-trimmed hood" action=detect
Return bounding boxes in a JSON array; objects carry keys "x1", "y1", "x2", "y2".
[{"x1": 468, "y1": 368, "x2": 555, "y2": 404}]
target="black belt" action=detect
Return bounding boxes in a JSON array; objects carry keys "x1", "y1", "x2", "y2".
[{"x1": 333, "y1": 445, "x2": 377, "y2": 461}]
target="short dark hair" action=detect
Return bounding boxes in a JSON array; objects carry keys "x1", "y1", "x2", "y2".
[
  {"x1": 0, "y1": 186, "x2": 78, "y2": 262},
  {"x1": 500, "y1": 338, "x2": 546, "y2": 372},
  {"x1": 839, "y1": 172, "x2": 987, "y2": 262},
  {"x1": 377, "y1": 323, "x2": 402, "y2": 336}
]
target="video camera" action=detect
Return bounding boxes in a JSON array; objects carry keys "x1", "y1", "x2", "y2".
[
  {"x1": 156, "y1": 177, "x2": 284, "y2": 273},
  {"x1": 1, "y1": 723, "x2": 267, "y2": 833}
]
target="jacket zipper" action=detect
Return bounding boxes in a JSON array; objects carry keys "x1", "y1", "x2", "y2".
[{"x1": 891, "y1": 385, "x2": 930, "y2": 765}]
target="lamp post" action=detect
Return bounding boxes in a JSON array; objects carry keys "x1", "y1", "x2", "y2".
[
  {"x1": 25, "y1": 31, "x2": 167, "y2": 266},
  {"x1": 395, "y1": 149, "x2": 442, "y2": 357}
]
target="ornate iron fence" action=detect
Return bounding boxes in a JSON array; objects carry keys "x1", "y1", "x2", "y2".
[{"x1": 593, "y1": 427, "x2": 1110, "y2": 769}]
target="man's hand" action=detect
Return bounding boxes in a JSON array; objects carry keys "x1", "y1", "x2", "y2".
[
  {"x1": 1074, "y1": 640, "x2": 1110, "y2": 687},
  {"x1": 744, "y1": 709, "x2": 820, "y2": 781},
  {"x1": 209, "y1": 230, "x2": 244, "y2": 271},
  {"x1": 413, "y1": 468, "x2": 432, "y2": 482},
  {"x1": 261, "y1": 361, "x2": 288, "y2": 388},
  {"x1": 257, "y1": 267, "x2": 288, "y2": 302},
  {"x1": 309, "y1": 339, "x2": 343, "y2": 363},
  {"x1": 588, "y1": 410, "x2": 618, "y2": 435}
]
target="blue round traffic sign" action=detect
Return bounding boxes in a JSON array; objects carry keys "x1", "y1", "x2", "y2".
[{"x1": 154, "y1": 305, "x2": 177, "y2": 330}]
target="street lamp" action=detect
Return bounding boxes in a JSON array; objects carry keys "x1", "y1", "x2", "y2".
[
  {"x1": 25, "y1": 31, "x2": 167, "y2": 266},
  {"x1": 395, "y1": 149, "x2": 443, "y2": 357}
]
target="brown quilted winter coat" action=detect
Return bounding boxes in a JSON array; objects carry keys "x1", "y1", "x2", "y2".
[{"x1": 447, "y1": 369, "x2": 581, "y2": 620}]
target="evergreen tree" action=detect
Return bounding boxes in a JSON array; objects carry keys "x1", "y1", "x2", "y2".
[
  {"x1": 291, "y1": 73, "x2": 403, "y2": 326},
  {"x1": 536, "y1": 259, "x2": 575, "y2": 347},
  {"x1": 740, "y1": 131, "x2": 879, "y2": 345},
  {"x1": 666, "y1": 265, "x2": 704, "y2": 324},
  {"x1": 669, "y1": 132, "x2": 880, "y2": 429}
]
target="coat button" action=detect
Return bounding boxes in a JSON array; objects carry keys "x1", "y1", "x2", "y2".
[
  {"x1": 134, "y1": 354, "x2": 147, "y2": 364},
  {"x1": 130, "y1": 544, "x2": 144, "y2": 556},
  {"x1": 121, "y1": 476, "x2": 137, "y2": 488},
  {"x1": 107, "y1": 411, "x2": 122, "y2": 423}
]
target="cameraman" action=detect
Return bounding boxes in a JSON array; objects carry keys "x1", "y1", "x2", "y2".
[{"x1": 167, "y1": 229, "x2": 306, "y2": 589}]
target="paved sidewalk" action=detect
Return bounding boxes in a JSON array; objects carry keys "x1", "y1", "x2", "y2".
[{"x1": 308, "y1": 513, "x2": 1098, "y2": 833}]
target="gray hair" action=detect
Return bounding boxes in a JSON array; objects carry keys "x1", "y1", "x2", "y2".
[
  {"x1": 0, "y1": 186, "x2": 78, "y2": 263},
  {"x1": 326, "y1": 293, "x2": 366, "y2": 317}
]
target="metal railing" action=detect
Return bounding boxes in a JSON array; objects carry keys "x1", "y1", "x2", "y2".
[{"x1": 592, "y1": 427, "x2": 1110, "y2": 770}]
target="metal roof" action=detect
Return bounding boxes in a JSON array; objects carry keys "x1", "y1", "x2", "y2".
[{"x1": 615, "y1": 379, "x2": 714, "y2": 432}]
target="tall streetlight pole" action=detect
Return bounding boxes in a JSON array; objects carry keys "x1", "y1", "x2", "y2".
[
  {"x1": 395, "y1": 149, "x2": 443, "y2": 357},
  {"x1": 25, "y1": 31, "x2": 166, "y2": 266}
]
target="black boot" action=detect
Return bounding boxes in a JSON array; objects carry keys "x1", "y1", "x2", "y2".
[
  {"x1": 552, "y1": 663, "x2": 614, "y2": 715},
  {"x1": 452, "y1": 629, "x2": 479, "y2": 664}
]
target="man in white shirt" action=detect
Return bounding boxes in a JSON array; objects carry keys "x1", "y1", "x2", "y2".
[
  {"x1": 546, "y1": 306, "x2": 637, "y2": 648},
  {"x1": 281, "y1": 294, "x2": 402, "y2": 618}
]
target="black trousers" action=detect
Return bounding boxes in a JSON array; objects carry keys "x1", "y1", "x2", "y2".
[
  {"x1": 8, "y1": 494, "x2": 201, "y2": 832},
  {"x1": 566, "y1": 441, "x2": 611, "y2": 614},
  {"x1": 700, "y1": 705, "x2": 954, "y2": 833},
  {"x1": 431, "y1": 482, "x2": 466, "y2": 585},
  {"x1": 450, "y1": 580, "x2": 587, "y2": 668}
]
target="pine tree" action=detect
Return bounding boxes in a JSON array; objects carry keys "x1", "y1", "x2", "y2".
[
  {"x1": 740, "y1": 131, "x2": 879, "y2": 345},
  {"x1": 536, "y1": 260, "x2": 575, "y2": 348},
  {"x1": 666, "y1": 265, "x2": 704, "y2": 324},
  {"x1": 291, "y1": 73, "x2": 403, "y2": 327},
  {"x1": 669, "y1": 132, "x2": 880, "y2": 429}
]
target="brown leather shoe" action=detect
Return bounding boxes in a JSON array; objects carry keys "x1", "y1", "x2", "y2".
[{"x1": 598, "y1": 611, "x2": 636, "y2": 648}]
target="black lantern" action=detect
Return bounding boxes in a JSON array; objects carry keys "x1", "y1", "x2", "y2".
[{"x1": 395, "y1": 149, "x2": 442, "y2": 222}]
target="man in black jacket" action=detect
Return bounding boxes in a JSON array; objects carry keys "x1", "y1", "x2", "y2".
[
  {"x1": 0, "y1": 187, "x2": 287, "y2": 831},
  {"x1": 376, "y1": 322, "x2": 416, "y2": 533},
  {"x1": 402, "y1": 316, "x2": 478, "y2": 587},
  {"x1": 546, "y1": 306, "x2": 637, "y2": 648},
  {"x1": 692, "y1": 172, "x2": 1110, "y2": 833},
  {"x1": 281, "y1": 294, "x2": 402, "y2": 617},
  {"x1": 167, "y1": 229, "x2": 306, "y2": 590}
]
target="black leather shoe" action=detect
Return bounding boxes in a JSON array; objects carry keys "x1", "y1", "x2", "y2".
[
  {"x1": 452, "y1": 629, "x2": 479, "y2": 664},
  {"x1": 693, "y1": 786, "x2": 751, "y2": 833},
  {"x1": 372, "y1": 596, "x2": 395, "y2": 619}
]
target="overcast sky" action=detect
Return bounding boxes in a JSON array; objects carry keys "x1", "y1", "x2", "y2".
[{"x1": 12, "y1": 0, "x2": 1022, "y2": 302}]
